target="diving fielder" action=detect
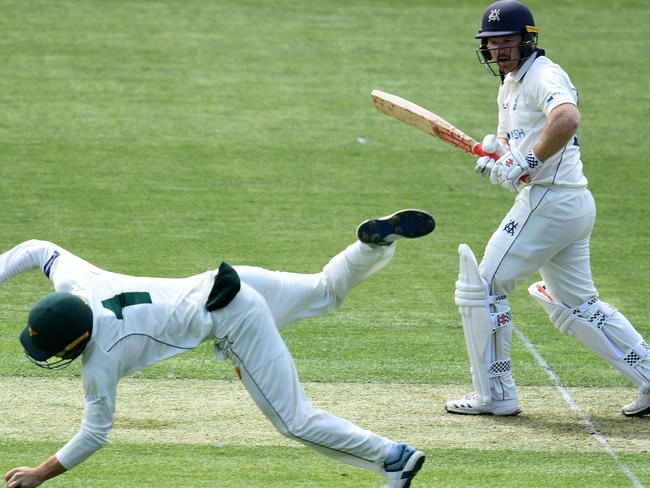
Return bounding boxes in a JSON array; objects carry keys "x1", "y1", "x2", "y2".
[
  {"x1": 445, "y1": 0, "x2": 650, "y2": 417},
  {"x1": 2, "y1": 210, "x2": 432, "y2": 488}
]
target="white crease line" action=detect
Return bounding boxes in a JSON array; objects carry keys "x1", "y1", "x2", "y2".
[{"x1": 514, "y1": 327, "x2": 644, "y2": 488}]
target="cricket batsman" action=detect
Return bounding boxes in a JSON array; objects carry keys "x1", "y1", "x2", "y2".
[
  {"x1": 2, "y1": 210, "x2": 432, "y2": 487},
  {"x1": 444, "y1": 0, "x2": 650, "y2": 417}
]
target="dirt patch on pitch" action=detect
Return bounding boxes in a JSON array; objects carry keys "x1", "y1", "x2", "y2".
[{"x1": 1, "y1": 377, "x2": 647, "y2": 453}]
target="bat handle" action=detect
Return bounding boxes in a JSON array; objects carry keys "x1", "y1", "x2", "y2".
[
  {"x1": 473, "y1": 143, "x2": 500, "y2": 161},
  {"x1": 474, "y1": 144, "x2": 530, "y2": 183}
]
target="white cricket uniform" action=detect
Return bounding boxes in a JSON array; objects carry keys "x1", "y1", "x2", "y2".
[
  {"x1": 454, "y1": 51, "x2": 650, "y2": 408},
  {"x1": 480, "y1": 51, "x2": 597, "y2": 306},
  {"x1": 0, "y1": 239, "x2": 396, "y2": 472}
]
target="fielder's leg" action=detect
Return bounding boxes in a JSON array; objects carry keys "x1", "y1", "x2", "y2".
[
  {"x1": 234, "y1": 240, "x2": 395, "y2": 329},
  {"x1": 234, "y1": 209, "x2": 434, "y2": 328},
  {"x1": 211, "y1": 284, "x2": 425, "y2": 486}
]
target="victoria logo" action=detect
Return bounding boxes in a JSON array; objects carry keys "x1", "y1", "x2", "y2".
[
  {"x1": 503, "y1": 220, "x2": 518, "y2": 236},
  {"x1": 488, "y1": 9, "x2": 501, "y2": 22}
]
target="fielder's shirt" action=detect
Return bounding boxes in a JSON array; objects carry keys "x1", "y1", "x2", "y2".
[
  {"x1": 497, "y1": 51, "x2": 588, "y2": 188},
  {"x1": 0, "y1": 240, "x2": 219, "y2": 468}
]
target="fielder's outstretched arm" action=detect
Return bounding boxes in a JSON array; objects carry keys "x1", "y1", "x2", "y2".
[{"x1": 4, "y1": 455, "x2": 66, "y2": 488}]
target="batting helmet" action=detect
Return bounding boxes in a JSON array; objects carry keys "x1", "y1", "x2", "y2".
[
  {"x1": 20, "y1": 292, "x2": 93, "y2": 369},
  {"x1": 474, "y1": 0, "x2": 540, "y2": 74}
]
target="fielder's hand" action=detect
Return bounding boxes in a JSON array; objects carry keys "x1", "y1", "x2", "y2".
[
  {"x1": 4, "y1": 466, "x2": 44, "y2": 488},
  {"x1": 491, "y1": 148, "x2": 541, "y2": 192},
  {"x1": 474, "y1": 135, "x2": 507, "y2": 178}
]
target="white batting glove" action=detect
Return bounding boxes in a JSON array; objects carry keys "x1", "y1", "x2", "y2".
[
  {"x1": 475, "y1": 156, "x2": 496, "y2": 177},
  {"x1": 491, "y1": 148, "x2": 542, "y2": 192},
  {"x1": 474, "y1": 135, "x2": 507, "y2": 178}
]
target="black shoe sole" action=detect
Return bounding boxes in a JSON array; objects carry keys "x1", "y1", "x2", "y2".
[{"x1": 357, "y1": 210, "x2": 435, "y2": 245}]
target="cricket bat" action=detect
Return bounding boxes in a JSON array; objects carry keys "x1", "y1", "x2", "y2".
[{"x1": 370, "y1": 89, "x2": 501, "y2": 160}]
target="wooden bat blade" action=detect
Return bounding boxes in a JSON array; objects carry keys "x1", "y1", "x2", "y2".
[
  {"x1": 371, "y1": 89, "x2": 529, "y2": 181},
  {"x1": 371, "y1": 89, "x2": 494, "y2": 158}
]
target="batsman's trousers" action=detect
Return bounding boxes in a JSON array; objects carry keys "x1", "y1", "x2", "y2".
[{"x1": 480, "y1": 185, "x2": 597, "y2": 307}]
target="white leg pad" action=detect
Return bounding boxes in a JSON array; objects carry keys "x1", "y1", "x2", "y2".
[
  {"x1": 455, "y1": 244, "x2": 493, "y2": 405},
  {"x1": 529, "y1": 281, "x2": 650, "y2": 392}
]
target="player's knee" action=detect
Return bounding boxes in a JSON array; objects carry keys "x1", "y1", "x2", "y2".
[
  {"x1": 316, "y1": 272, "x2": 344, "y2": 310},
  {"x1": 273, "y1": 408, "x2": 319, "y2": 441}
]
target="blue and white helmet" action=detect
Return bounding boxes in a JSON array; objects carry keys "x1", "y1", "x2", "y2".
[{"x1": 475, "y1": 0, "x2": 540, "y2": 74}]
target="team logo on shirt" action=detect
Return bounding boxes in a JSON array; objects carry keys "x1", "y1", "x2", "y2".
[
  {"x1": 503, "y1": 220, "x2": 519, "y2": 236},
  {"x1": 488, "y1": 9, "x2": 501, "y2": 21}
]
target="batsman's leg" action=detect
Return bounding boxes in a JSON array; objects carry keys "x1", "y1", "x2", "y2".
[
  {"x1": 444, "y1": 244, "x2": 520, "y2": 416},
  {"x1": 530, "y1": 280, "x2": 650, "y2": 417},
  {"x1": 536, "y1": 208, "x2": 650, "y2": 417},
  {"x1": 211, "y1": 284, "x2": 425, "y2": 486}
]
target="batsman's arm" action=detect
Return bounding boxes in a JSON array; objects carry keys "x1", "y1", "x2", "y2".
[
  {"x1": 4, "y1": 455, "x2": 66, "y2": 487},
  {"x1": 533, "y1": 103, "x2": 580, "y2": 161}
]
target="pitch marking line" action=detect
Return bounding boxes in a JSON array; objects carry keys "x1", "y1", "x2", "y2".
[{"x1": 514, "y1": 327, "x2": 644, "y2": 488}]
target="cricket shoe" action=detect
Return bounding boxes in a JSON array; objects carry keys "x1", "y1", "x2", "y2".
[
  {"x1": 622, "y1": 391, "x2": 650, "y2": 417},
  {"x1": 381, "y1": 444, "x2": 425, "y2": 488},
  {"x1": 357, "y1": 209, "x2": 435, "y2": 246},
  {"x1": 445, "y1": 391, "x2": 522, "y2": 416}
]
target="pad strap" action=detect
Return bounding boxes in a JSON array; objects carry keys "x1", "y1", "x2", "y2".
[
  {"x1": 489, "y1": 295, "x2": 512, "y2": 332},
  {"x1": 624, "y1": 341, "x2": 650, "y2": 367},
  {"x1": 489, "y1": 359, "x2": 512, "y2": 377}
]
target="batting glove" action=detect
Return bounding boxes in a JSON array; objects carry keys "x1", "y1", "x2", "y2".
[
  {"x1": 491, "y1": 148, "x2": 541, "y2": 192},
  {"x1": 474, "y1": 135, "x2": 507, "y2": 178},
  {"x1": 475, "y1": 156, "x2": 496, "y2": 177}
]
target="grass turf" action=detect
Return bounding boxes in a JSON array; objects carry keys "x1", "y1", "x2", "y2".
[{"x1": 1, "y1": 0, "x2": 649, "y2": 486}]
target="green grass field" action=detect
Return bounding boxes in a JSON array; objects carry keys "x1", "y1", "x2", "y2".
[{"x1": 1, "y1": 0, "x2": 649, "y2": 486}]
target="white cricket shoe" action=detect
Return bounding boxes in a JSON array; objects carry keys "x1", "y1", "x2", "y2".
[
  {"x1": 444, "y1": 391, "x2": 521, "y2": 416},
  {"x1": 381, "y1": 443, "x2": 425, "y2": 488},
  {"x1": 622, "y1": 391, "x2": 650, "y2": 417}
]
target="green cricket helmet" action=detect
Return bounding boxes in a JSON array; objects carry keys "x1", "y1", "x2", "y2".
[
  {"x1": 475, "y1": 0, "x2": 540, "y2": 75},
  {"x1": 20, "y1": 292, "x2": 93, "y2": 369}
]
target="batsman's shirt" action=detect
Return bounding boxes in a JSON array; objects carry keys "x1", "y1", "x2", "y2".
[
  {"x1": 0, "y1": 240, "x2": 219, "y2": 469},
  {"x1": 497, "y1": 51, "x2": 588, "y2": 188}
]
